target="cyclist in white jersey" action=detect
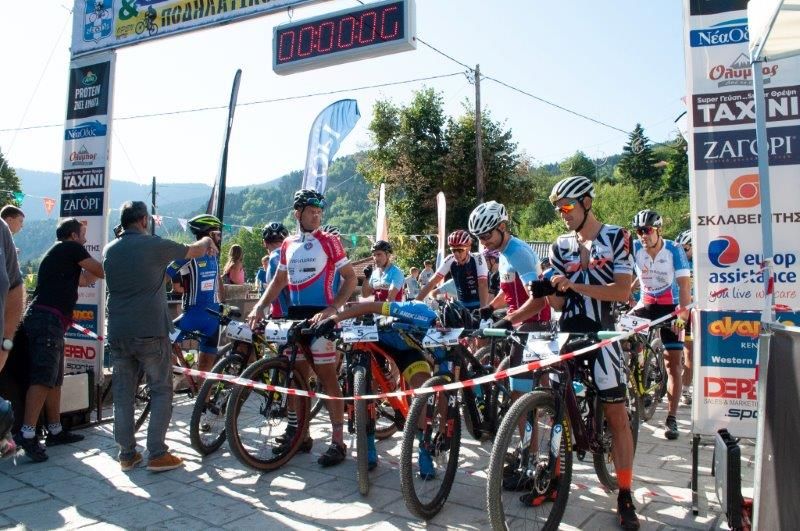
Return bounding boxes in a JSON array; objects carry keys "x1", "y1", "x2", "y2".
[
  {"x1": 675, "y1": 229, "x2": 694, "y2": 404},
  {"x1": 631, "y1": 210, "x2": 692, "y2": 440},
  {"x1": 547, "y1": 176, "x2": 639, "y2": 529}
]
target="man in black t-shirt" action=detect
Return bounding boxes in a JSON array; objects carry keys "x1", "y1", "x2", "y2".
[{"x1": 16, "y1": 218, "x2": 104, "y2": 462}]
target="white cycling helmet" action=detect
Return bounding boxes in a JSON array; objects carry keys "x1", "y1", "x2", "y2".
[
  {"x1": 632, "y1": 209, "x2": 662, "y2": 228},
  {"x1": 321, "y1": 224, "x2": 340, "y2": 236},
  {"x1": 549, "y1": 175, "x2": 595, "y2": 204},
  {"x1": 676, "y1": 229, "x2": 692, "y2": 246},
  {"x1": 468, "y1": 201, "x2": 508, "y2": 235}
]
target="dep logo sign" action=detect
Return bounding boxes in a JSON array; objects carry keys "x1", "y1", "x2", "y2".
[{"x1": 60, "y1": 191, "x2": 103, "y2": 217}]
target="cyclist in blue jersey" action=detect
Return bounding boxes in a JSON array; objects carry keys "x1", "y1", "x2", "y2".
[
  {"x1": 166, "y1": 214, "x2": 222, "y2": 374},
  {"x1": 415, "y1": 230, "x2": 489, "y2": 310},
  {"x1": 260, "y1": 222, "x2": 290, "y2": 318},
  {"x1": 312, "y1": 300, "x2": 438, "y2": 475},
  {"x1": 362, "y1": 240, "x2": 405, "y2": 302},
  {"x1": 675, "y1": 229, "x2": 694, "y2": 404},
  {"x1": 631, "y1": 210, "x2": 691, "y2": 440},
  {"x1": 248, "y1": 189, "x2": 357, "y2": 467}
]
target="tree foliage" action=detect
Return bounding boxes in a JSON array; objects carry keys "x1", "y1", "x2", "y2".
[
  {"x1": 0, "y1": 148, "x2": 22, "y2": 206},
  {"x1": 616, "y1": 123, "x2": 661, "y2": 193}
]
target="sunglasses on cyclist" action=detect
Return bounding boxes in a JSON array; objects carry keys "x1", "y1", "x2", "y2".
[
  {"x1": 636, "y1": 226, "x2": 656, "y2": 236},
  {"x1": 305, "y1": 198, "x2": 326, "y2": 209},
  {"x1": 553, "y1": 199, "x2": 578, "y2": 215},
  {"x1": 477, "y1": 230, "x2": 495, "y2": 241},
  {"x1": 450, "y1": 248, "x2": 468, "y2": 254}
]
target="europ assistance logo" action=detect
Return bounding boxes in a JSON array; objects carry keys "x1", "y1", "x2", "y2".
[{"x1": 708, "y1": 236, "x2": 740, "y2": 268}]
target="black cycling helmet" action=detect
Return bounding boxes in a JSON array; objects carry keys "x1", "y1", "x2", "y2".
[
  {"x1": 262, "y1": 221, "x2": 289, "y2": 242},
  {"x1": 441, "y1": 300, "x2": 475, "y2": 329},
  {"x1": 187, "y1": 214, "x2": 222, "y2": 236},
  {"x1": 371, "y1": 240, "x2": 393, "y2": 254},
  {"x1": 293, "y1": 188, "x2": 326, "y2": 210},
  {"x1": 632, "y1": 209, "x2": 662, "y2": 229}
]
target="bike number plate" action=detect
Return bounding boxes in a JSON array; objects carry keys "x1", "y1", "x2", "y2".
[
  {"x1": 616, "y1": 314, "x2": 651, "y2": 333},
  {"x1": 263, "y1": 321, "x2": 292, "y2": 343},
  {"x1": 522, "y1": 339, "x2": 558, "y2": 362},
  {"x1": 422, "y1": 328, "x2": 463, "y2": 348},
  {"x1": 340, "y1": 322, "x2": 379, "y2": 343},
  {"x1": 225, "y1": 321, "x2": 253, "y2": 343}
]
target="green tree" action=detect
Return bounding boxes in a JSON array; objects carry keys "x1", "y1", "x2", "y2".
[
  {"x1": 659, "y1": 134, "x2": 689, "y2": 194},
  {"x1": 616, "y1": 123, "x2": 661, "y2": 193},
  {"x1": 0, "y1": 148, "x2": 22, "y2": 206},
  {"x1": 559, "y1": 150, "x2": 595, "y2": 179}
]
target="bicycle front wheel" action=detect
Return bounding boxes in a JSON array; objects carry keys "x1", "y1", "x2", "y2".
[
  {"x1": 486, "y1": 390, "x2": 572, "y2": 530},
  {"x1": 399, "y1": 376, "x2": 461, "y2": 520},
  {"x1": 353, "y1": 366, "x2": 370, "y2": 496},
  {"x1": 189, "y1": 346, "x2": 240, "y2": 456},
  {"x1": 225, "y1": 357, "x2": 310, "y2": 471}
]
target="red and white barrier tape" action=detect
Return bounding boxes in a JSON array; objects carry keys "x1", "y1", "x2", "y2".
[
  {"x1": 171, "y1": 304, "x2": 694, "y2": 401},
  {"x1": 70, "y1": 323, "x2": 104, "y2": 342}
]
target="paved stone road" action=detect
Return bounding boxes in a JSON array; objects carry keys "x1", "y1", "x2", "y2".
[{"x1": 0, "y1": 394, "x2": 752, "y2": 530}]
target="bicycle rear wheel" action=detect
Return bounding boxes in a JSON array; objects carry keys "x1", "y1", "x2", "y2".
[
  {"x1": 486, "y1": 390, "x2": 572, "y2": 530},
  {"x1": 225, "y1": 357, "x2": 310, "y2": 471},
  {"x1": 592, "y1": 388, "x2": 641, "y2": 491},
  {"x1": 353, "y1": 366, "x2": 370, "y2": 496},
  {"x1": 189, "y1": 346, "x2": 241, "y2": 456},
  {"x1": 639, "y1": 347, "x2": 664, "y2": 422},
  {"x1": 399, "y1": 376, "x2": 461, "y2": 520}
]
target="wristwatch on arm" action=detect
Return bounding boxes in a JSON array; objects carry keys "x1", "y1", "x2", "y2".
[{"x1": 1, "y1": 338, "x2": 13, "y2": 351}]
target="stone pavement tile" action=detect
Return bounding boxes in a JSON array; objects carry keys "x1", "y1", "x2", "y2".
[
  {"x1": 339, "y1": 485, "x2": 407, "y2": 513},
  {"x1": 367, "y1": 515, "x2": 447, "y2": 530},
  {"x1": 1, "y1": 486, "x2": 52, "y2": 509},
  {"x1": 102, "y1": 499, "x2": 183, "y2": 528},
  {"x1": 77, "y1": 523, "x2": 126, "y2": 531},
  {"x1": 640, "y1": 501, "x2": 719, "y2": 530},
  {"x1": 41, "y1": 474, "x2": 119, "y2": 505},
  {"x1": 145, "y1": 515, "x2": 217, "y2": 530},
  {"x1": 167, "y1": 490, "x2": 255, "y2": 526},
  {"x1": 0, "y1": 474, "x2": 26, "y2": 493},
  {"x1": 304, "y1": 477, "x2": 361, "y2": 502},
  {"x1": 76, "y1": 489, "x2": 148, "y2": 518},
  {"x1": 274, "y1": 495, "x2": 362, "y2": 525},
  {"x1": 423, "y1": 499, "x2": 490, "y2": 530},
  {"x1": 118, "y1": 477, "x2": 195, "y2": 503},
  {"x1": 224, "y1": 508, "x2": 321, "y2": 530},
  {"x1": 3, "y1": 498, "x2": 99, "y2": 529}
]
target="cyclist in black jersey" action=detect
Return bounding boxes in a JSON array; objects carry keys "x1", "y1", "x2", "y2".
[
  {"x1": 415, "y1": 230, "x2": 489, "y2": 309},
  {"x1": 547, "y1": 176, "x2": 640, "y2": 530}
]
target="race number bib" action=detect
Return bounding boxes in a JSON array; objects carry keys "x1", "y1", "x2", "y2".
[
  {"x1": 616, "y1": 314, "x2": 651, "y2": 333},
  {"x1": 225, "y1": 321, "x2": 253, "y2": 343},
  {"x1": 422, "y1": 328, "x2": 464, "y2": 348},
  {"x1": 522, "y1": 334, "x2": 570, "y2": 363},
  {"x1": 339, "y1": 319, "x2": 379, "y2": 343},
  {"x1": 263, "y1": 321, "x2": 293, "y2": 343}
]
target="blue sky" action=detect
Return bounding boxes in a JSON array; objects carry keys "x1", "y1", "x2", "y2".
[{"x1": 0, "y1": 1, "x2": 687, "y2": 186}]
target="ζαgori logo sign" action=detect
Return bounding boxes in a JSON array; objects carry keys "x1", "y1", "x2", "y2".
[
  {"x1": 83, "y1": 0, "x2": 113, "y2": 43},
  {"x1": 693, "y1": 125, "x2": 800, "y2": 170},
  {"x1": 67, "y1": 61, "x2": 110, "y2": 120},
  {"x1": 690, "y1": 0, "x2": 748, "y2": 16},
  {"x1": 690, "y1": 18, "x2": 748, "y2": 47},
  {"x1": 66, "y1": 145, "x2": 100, "y2": 167},
  {"x1": 707, "y1": 53, "x2": 778, "y2": 88},
  {"x1": 692, "y1": 85, "x2": 800, "y2": 127},
  {"x1": 728, "y1": 174, "x2": 759, "y2": 208},
  {"x1": 62, "y1": 168, "x2": 105, "y2": 191},
  {"x1": 64, "y1": 120, "x2": 107, "y2": 140},
  {"x1": 60, "y1": 191, "x2": 103, "y2": 217},
  {"x1": 65, "y1": 304, "x2": 98, "y2": 340}
]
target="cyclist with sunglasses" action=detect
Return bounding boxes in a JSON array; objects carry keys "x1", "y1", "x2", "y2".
[
  {"x1": 362, "y1": 240, "x2": 405, "y2": 302},
  {"x1": 247, "y1": 188, "x2": 357, "y2": 467},
  {"x1": 547, "y1": 176, "x2": 639, "y2": 529},
  {"x1": 630, "y1": 209, "x2": 691, "y2": 440},
  {"x1": 414, "y1": 230, "x2": 489, "y2": 310},
  {"x1": 260, "y1": 222, "x2": 291, "y2": 318}
]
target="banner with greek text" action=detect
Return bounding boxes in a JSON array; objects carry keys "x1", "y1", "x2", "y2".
[
  {"x1": 71, "y1": 0, "x2": 318, "y2": 58},
  {"x1": 60, "y1": 51, "x2": 116, "y2": 381}
]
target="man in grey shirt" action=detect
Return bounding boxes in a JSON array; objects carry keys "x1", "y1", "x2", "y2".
[
  {"x1": 418, "y1": 260, "x2": 435, "y2": 288},
  {"x1": 103, "y1": 201, "x2": 218, "y2": 473}
]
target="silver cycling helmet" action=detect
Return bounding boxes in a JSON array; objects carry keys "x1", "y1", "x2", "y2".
[{"x1": 468, "y1": 201, "x2": 508, "y2": 235}]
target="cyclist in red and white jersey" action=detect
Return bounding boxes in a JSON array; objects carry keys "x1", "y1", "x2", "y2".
[
  {"x1": 415, "y1": 230, "x2": 489, "y2": 310},
  {"x1": 247, "y1": 189, "x2": 357, "y2": 467}
]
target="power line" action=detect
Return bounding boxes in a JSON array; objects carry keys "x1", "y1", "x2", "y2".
[{"x1": 0, "y1": 72, "x2": 464, "y2": 133}]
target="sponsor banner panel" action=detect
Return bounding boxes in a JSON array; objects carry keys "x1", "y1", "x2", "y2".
[
  {"x1": 691, "y1": 84, "x2": 800, "y2": 128},
  {"x1": 62, "y1": 167, "x2": 105, "y2": 192},
  {"x1": 700, "y1": 310, "x2": 799, "y2": 367},
  {"x1": 687, "y1": 44, "x2": 800, "y2": 95},
  {"x1": 64, "y1": 118, "x2": 108, "y2": 141},
  {"x1": 66, "y1": 304, "x2": 100, "y2": 341},
  {"x1": 688, "y1": 0, "x2": 748, "y2": 17},
  {"x1": 66, "y1": 59, "x2": 111, "y2": 120},
  {"x1": 76, "y1": 216, "x2": 106, "y2": 257},
  {"x1": 63, "y1": 136, "x2": 108, "y2": 170},
  {"x1": 60, "y1": 191, "x2": 104, "y2": 217},
  {"x1": 64, "y1": 338, "x2": 101, "y2": 375},
  {"x1": 692, "y1": 124, "x2": 800, "y2": 171},
  {"x1": 71, "y1": 0, "x2": 316, "y2": 57}
]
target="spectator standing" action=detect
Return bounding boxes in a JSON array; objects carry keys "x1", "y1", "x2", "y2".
[
  {"x1": 103, "y1": 201, "x2": 217, "y2": 472},
  {"x1": 362, "y1": 240, "x2": 404, "y2": 302},
  {"x1": 15, "y1": 218, "x2": 104, "y2": 462},
  {"x1": 404, "y1": 267, "x2": 421, "y2": 299},
  {"x1": 418, "y1": 260, "x2": 435, "y2": 288},
  {"x1": 254, "y1": 255, "x2": 269, "y2": 295},
  {"x1": 222, "y1": 244, "x2": 245, "y2": 284},
  {"x1": 0, "y1": 206, "x2": 24, "y2": 235},
  {"x1": 0, "y1": 218, "x2": 25, "y2": 445}
]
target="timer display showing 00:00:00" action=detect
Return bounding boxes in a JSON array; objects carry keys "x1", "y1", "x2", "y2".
[{"x1": 275, "y1": 4, "x2": 405, "y2": 63}]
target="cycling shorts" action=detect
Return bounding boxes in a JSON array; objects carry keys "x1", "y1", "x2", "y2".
[
  {"x1": 174, "y1": 307, "x2": 220, "y2": 355},
  {"x1": 380, "y1": 344, "x2": 430, "y2": 384},
  {"x1": 563, "y1": 336, "x2": 627, "y2": 404},
  {"x1": 509, "y1": 321, "x2": 551, "y2": 393},
  {"x1": 632, "y1": 304, "x2": 683, "y2": 350}
]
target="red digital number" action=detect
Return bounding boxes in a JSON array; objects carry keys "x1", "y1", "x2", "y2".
[
  {"x1": 297, "y1": 25, "x2": 314, "y2": 57},
  {"x1": 338, "y1": 16, "x2": 357, "y2": 49},
  {"x1": 380, "y1": 6, "x2": 399, "y2": 39},
  {"x1": 317, "y1": 21, "x2": 335, "y2": 53},
  {"x1": 277, "y1": 30, "x2": 295, "y2": 62},
  {"x1": 359, "y1": 11, "x2": 377, "y2": 44}
]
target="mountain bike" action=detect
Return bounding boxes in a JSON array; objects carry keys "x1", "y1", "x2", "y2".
[
  {"x1": 189, "y1": 305, "x2": 277, "y2": 456},
  {"x1": 485, "y1": 331, "x2": 641, "y2": 529},
  {"x1": 398, "y1": 325, "x2": 511, "y2": 520}
]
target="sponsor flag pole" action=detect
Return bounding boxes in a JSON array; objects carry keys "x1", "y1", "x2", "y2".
[
  {"x1": 207, "y1": 69, "x2": 242, "y2": 232},
  {"x1": 375, "y1": 183, "x2": 388, "y2": 242},
  {"x1": 302, "y1": 99, "x2": 361, "y2": 193},
  {"x1": 436, "y1": 192, "x2": 446, "y2": 269}
]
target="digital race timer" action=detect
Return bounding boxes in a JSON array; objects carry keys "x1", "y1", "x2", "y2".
[{"x1": 272, "y1": 0, "x2": 416, "y2": 75}]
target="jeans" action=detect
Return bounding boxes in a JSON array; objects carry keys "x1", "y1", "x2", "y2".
[{"x1": 110, "y1": 336, "x2": 173, "y2": 460}]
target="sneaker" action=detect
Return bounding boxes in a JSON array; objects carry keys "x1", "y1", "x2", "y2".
[
  {"x1": 665, "y1": 415, "x2": 679, "y2": 440},
  {"x1": 520, "y1": 476, "x2": 559, "y2": 507},
  {"x1": 367, "y1": 434, "x2": 378, "y2": 471},
  {"x1": 19, "y1": 436, "x2": 48, "y2": 463},
  {"x1": 146, "y1": 452, "x2": 184, "y2": 472},
  {"x1": 45, "y1": 430, "x2": 85, "y2": 446},
  {"x1": 418, "y1": 446, "x2": 435, "y2": 480},
  {"x1": 120, "y1": 452, "x2": 143, "y2": 471},
  {"x1": 317, "y1": 442, "x2": 346, "y2": 467},
  {"x1": 272, "y1": 428, "x2": 313, "y2": 455},
  {"x1": 617, "y1": 490, "x2": 641, "y2": 530},
  {"x1": 502, "y1": 470, "x2": 533, "y2": 491}
]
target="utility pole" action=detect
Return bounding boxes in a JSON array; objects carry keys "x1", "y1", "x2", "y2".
[
  {"x1": 150, "y1": 176, "x2": 156, "y2": 235},
  {"x1": 475, "y1": 64, "x2": 485, "y2": 203}
]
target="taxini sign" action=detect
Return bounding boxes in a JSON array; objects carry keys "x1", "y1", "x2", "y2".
[{"x1": 692, "y1": 85, "x2": 800, "y2": 127}]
